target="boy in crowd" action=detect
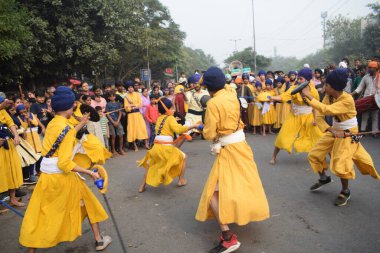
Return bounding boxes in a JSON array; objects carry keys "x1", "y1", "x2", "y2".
[{"x1": 106, "y1": 92, "x2": 125, "y2": 156}]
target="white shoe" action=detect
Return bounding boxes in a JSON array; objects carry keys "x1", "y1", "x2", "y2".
[{"x1": 95, "y1": 235, "x2": 112, "y2": 251}]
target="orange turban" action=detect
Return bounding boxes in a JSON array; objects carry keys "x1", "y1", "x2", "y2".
[
  {"x1": 368, "y1": 61, "x2": 379, "y2": 68},
  {"x1": 235, "y1": 77, "x2": 243, "y2": 84}
]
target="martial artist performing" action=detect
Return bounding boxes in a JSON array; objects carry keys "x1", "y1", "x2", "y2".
[
  {"x1": 138, "y1": 97, "x2": 200, "y2": 193},
  {"x1": 195, "y1": 67, "x2": 269, "y2": 253},
  {"x1": 269, "y1": 68, "x2": 323, "y2": 164},
  {"x1": 301, "y1": 69, "x2": 380, "y2": 206},
  {"x1": 19, "y1": 87, "x2": 112, "y2": 252}
]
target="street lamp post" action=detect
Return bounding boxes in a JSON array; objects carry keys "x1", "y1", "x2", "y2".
[
  {"x1": 251, "y1": 0, "x2": 257, "y2": 73},
  {"x1": 230, "y1": 39, "x2": 242, "y2": 53}
]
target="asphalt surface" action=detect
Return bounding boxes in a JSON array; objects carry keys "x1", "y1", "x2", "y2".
[{"x1": 1, "y1": 134, "x2": 380, "y2": 253}]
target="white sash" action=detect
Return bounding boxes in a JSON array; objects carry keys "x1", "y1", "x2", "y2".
[
  {"x1": 155, "y1": 135, "x2": 174, "y2": 146},
  {"x1": 332, "y1": 117, "x2": 358, "y2": 130},
  {"x1": 292, "y1": 103, "x2": 312, "y2": 115},
  {"x1": 211, "y1": 129, "x2": 246, "y2": 155}
]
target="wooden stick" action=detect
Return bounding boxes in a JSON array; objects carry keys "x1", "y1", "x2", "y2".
[{"x1": 104, "y1": 108, "x2": 125, "y2": 115}]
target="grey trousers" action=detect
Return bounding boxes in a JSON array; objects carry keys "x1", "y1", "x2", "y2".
[{"x1": 361, "y1": 110, "x2": 379, "y2": 132}]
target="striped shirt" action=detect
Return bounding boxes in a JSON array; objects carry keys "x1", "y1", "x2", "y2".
[{"x1": 99, "y1": 116, "x2": 109, "y2": 136}]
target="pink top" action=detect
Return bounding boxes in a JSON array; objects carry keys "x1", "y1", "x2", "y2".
[
  {"x1": 145, "y1": 104, "x2": 159, "y2": 124},
  {"x1": 91, "y1": 97, "x2": 107, "y2": 112}
]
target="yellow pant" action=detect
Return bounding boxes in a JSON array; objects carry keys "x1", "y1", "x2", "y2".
[{"x1": 308, "y1": 130, "x2": 379, "y2": 180}]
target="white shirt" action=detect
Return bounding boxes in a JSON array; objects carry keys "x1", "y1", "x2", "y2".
[{"x1": 355, "y1": 73, "x2": 379, "y2": 97}]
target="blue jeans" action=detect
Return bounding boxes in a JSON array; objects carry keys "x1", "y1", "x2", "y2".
[{"x1": 149, "y1": 124, "x2": 156, "y2": 147}]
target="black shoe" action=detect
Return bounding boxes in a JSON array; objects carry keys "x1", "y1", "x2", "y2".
[
  {"x1": 310, "y1": 176, "x2": 332, "y2": 192},
  {"x1": 15, "y1": 189, "x2": 27, "y2": 198},
  {"x1": 209, "y1": 234, "x2": 241, "y2": 253},
  {"x1": 334, "y1": 190, "x2": 351, "y2": 206},
  {"x1": 23, "y1": 178, "x2": 37, "y2": 185}
]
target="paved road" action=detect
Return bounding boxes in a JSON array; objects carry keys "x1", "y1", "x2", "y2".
[{"x1": 1, "y1": 134, "x2": 380, "y2": 253}]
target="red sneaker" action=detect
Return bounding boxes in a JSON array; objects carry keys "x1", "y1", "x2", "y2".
[{"x1": 209, "y1": 234, "x2": 241, "y2": 253}]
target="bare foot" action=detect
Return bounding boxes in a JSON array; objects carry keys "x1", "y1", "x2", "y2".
[
  {"x1": 10, "y1": 199, "x2": 25, "y2": 207},
  {"x1": 138, "y1": 184, "x2": 146, "y2": 193},
  {"x1": 119, "y1": 150, "x2": 126, "y2": 156},
  {"x1": 112, "y1": 152, "x2": 118, "y2": 157},
  {"x1": 145, "y1": 144, "x2": 150, "y2": 150},
  {"x1": 0, "y1": 208, "x2": 9, "y2": 215},
  {"x1": 269, "y1": 158, "x2": 276, "y2": 165},
  {"x1": 177, "y1": 179, "x2": 187, "y2": 187},
  {"x1": 262, "y1": 133, "x2": 266, "y2": 136}
]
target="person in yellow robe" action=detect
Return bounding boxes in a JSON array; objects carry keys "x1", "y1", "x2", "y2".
[
  {"x1": 269, "y1": 68, "x2": 323, "y2": 165},
  {"x1": 19, "y1": 86, "x2": 111, "y2": 252},
  {"x1": 262, "y1": 79, "x2": 276, "y2": 134},
  {"x1": 124, "y1": 83, "x2": 148, "y2": 151},
  {"x1": 185, "y1": 74, "x2": 209, "y2": 136},
  {"x1": 252, "y1": 81, "x2": 263, "y2": 134},
  {"x1": 16, "y1": 104, "x2": 45, "y2": 153},
  {"x1": 274, "y1": 77, "x2": 285, "y2": 129},
  {"x1": 196, "y1": 67, "x2": 269, "y2": 253},
  {"x1": 67, "y1": 101, "x2": 112, "y2": 169},
  {"x1": 301, "y1": 69, "x2": 379, "y2": 206},
  {"x1": 138, "y1": 97, "x2": 199, "y2": 193},
  {"x1": 0, "y1": 99, "x2": 24, "y2": 207},
  {"x1": 243, "y1": 74, "x2": 256, "y2": 131}
]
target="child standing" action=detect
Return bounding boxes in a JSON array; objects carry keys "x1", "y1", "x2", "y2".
[
  {"x1": 98, "y1": 108, "x2": 110, "y2": 151},
  {"x1": 145, "y1": 96, "x2": 159, "y2": 148},
  {"x1": 252, "y1": 81, "x2": 263, "y2": 135},
  {"x1": 106, "y1": 92, "x2": 125, "y2": 156},
  {"x1": 87, "y1": 106, "x2": 105, "y2": 147}
]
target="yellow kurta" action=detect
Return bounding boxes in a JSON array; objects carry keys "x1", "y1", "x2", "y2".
[
  {"x1": 0, "y1": 110, "x2": 23, "y2": 193},
  {"x1": 252, "y1": 91, "x2": 263, "y2": 126},
  {"x1": 196, "y1": 86, "x2": 270, "y2": 225},
  {"x1": 307, "y1": 93, "x2": 379, "y2": 180},
  {"x1": 19, "y1": 113, "x2": 42, "y2": 153},
  {"x1": 185, "y1": 89, "x2": 209, "y2": 133},
  {"x1": 274, "y1": 82, "x2": 323, "y2": 153},
  {"x1": 125, "y1": 92, "x2": 148, "y2": 142},
  {"x1": 262, "y1": 90, "x2": 276, "y2": 125},
  {"x1": 19, "y1": 115, "x2": 108, "y2": 248},
  {"x1": 138, "y1": 115, "x2": 189, "y2": 187},
  {"x1": 68, "y1": 104, "x2": 111, "y2": 168}
]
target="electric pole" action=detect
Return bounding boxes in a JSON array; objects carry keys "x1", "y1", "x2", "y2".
[
  {"x1": 321, "y1": 11, "x2": 328, "y2": 49},
  {"x1": 230, "y1": 39, "x2": 242, "y2": 53},
  {"x1": 251, "y1": 0, "x2": 257, "y2": 73}
]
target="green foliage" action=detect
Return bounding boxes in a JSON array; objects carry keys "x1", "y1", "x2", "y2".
[
  {"x1": 177, "y1": 47, "x2": 216, "y2": 75},
  {"x1": 363, "y1": 3, "x2": 380, "y2": 57},
  {"x1": 224, "y1": 47, "x2": 271, "y2": 72},
  {"x1": 0, "y1": 0, "x2": 33, "y2": 81},
  {"x1": 268, "y1": 56, "x2": 300, "y2": 72}
]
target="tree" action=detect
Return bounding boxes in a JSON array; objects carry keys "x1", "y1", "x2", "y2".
[
  {"x1": 224, "y1": 47, "x2": 271, "y2": 72},
  {"x1": 177, "y1": 47, "x2": 216, "y2": 75},
  {"x1": 268, "y1": 56, "x2": 300, "y2": 72},
  {"x1": 363, "y1": 3, "x2": 380, "y2": 57},
  {"x1": 0, "y1": 0, "x2": 33, "y2": 82}
]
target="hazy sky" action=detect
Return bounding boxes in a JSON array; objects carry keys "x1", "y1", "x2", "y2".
[{"x1": 160, "y1": 0, "x2": 376, "y2": 64}]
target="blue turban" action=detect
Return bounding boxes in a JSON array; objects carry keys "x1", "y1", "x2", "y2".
[
  {"x1": 158, "y1": 97, "x2": 173, "y2": 114},
  {"x1": 275, "y1": 77, "x2": 285, "y2": 84},
  {"x1": 298, "y1": 68, "x2": 313, "y2": 81},
  {"x1": 52, "y1": 86, "x2": 75, "y2": 112},
  {"x1": 255, "y1": 80, "x2": 262, "y2": 88},
  {"x1": 242, "y1": 73, "x2": 250, "y2": 80},
  {"x1": 265, "y1": 79, "x2": 273, "y2": 85},
  {"x1": 188, "y1": 74, "x2": 201, "y2": 84},
  {"x1": 16, "y1": 104, "x2": 25, "y2": 113},
  {"x1": 203, "y1": 67, "x2": 225, "y2": 91},
  {"x1": 0, "y1": 97, "x2": 4, "y2": 103},
  {"x1": 288, "y1": 70, "x2": 297, "y2": 76},
  {"x1": 258, "y1": 70, "x2": 267, "y2": 77},
  {"x1": 125, "y1": 81, "x2": 133, "y2": 88},
  {"x1": 326, "y1": 68, "x2": 348, "y2": 91}
]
